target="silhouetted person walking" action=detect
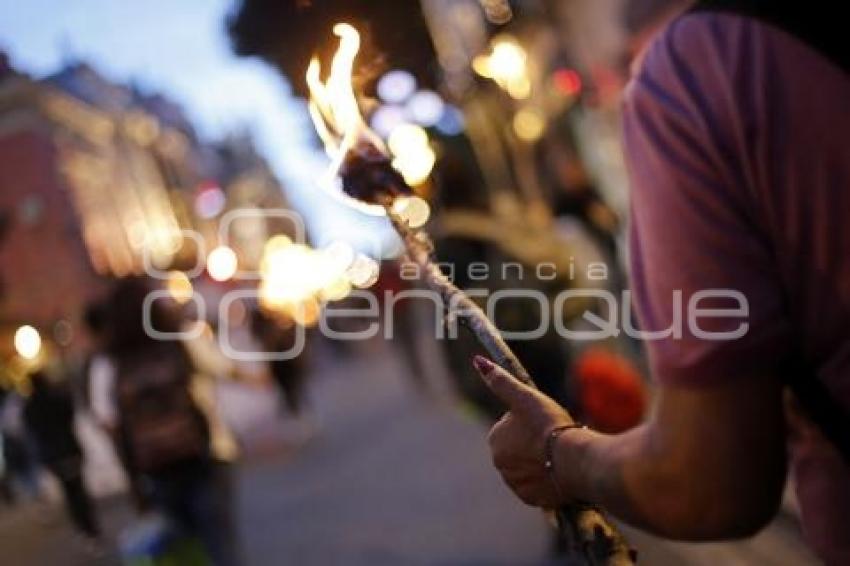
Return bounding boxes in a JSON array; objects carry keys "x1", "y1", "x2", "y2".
[
  {"x1": 105, "y1": 277, "x2": 241, "y2": 566},
  {"x1": 24, "y1": 372, "x2": 100, "y2": 540}
]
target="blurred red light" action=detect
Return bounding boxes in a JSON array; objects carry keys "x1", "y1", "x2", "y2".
[{"x1": 553, "y1": 69, "x2": 582, "y2": 96}]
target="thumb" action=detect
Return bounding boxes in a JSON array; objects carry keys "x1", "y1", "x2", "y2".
[{"x1": 473, "y1": 355, "x2": 539, "y2": 415}]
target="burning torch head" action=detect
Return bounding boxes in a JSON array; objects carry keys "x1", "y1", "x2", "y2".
[
  {"x1": 307, "y1": 23, "x2": 417, "y2": 208},
  {"x1": 339, "y1": 139, "x2": 412, "y2": 205}
]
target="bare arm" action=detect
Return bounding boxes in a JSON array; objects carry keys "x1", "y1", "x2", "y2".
[
  {"x1": 478, "y1": 14, "x2": 796, "y2": 540},
  {"x1": 562, "y1": 375, "x2": 787, "y2": 539},
  {"x1": 475, "y1": 358, "x2": 787, "y2": 540}
]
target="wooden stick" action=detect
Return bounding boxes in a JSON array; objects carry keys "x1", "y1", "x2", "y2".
[{"x1": 386, "y1": 205, "x2": 635, "y2": 566}]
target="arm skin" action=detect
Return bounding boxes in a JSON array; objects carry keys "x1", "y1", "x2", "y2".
[
  {"x1": 474, "y1": 356, "x2": 788, "y2": 541},
  {"x1": 560, "y1": 375, "x2": 787, "y2": 540}
]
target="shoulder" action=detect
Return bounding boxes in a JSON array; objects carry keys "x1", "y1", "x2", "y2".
[
  {"x1": 638, "y1": 11, "x2": 756, "y2": 79},
  {"x1": 628, "y1": 8, "x2": 817, "y2": 108},
  {"x1": 626, "y1": 12, "x2": 782, "y2": 114},
  {"x1": 622, "y1": 11, "x2": 768, "y2": 197}
]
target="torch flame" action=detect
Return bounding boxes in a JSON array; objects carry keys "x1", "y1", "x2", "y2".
[
  {"x1": 307, "y1": 23, "x2": 431, "y2": 227},
  {"x1": 307, "y1": 23, "x2": 384, "y2": 178}
]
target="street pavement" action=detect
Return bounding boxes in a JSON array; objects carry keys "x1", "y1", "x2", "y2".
[{"x1": 0, "y1": 338, "x2": 820, "y2": 565}]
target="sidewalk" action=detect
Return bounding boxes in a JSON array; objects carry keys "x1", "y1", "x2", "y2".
[{"x1": 0, "y1": 340, "x2": 819, "y2": 565}]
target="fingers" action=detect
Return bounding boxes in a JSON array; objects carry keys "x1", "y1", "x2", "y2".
[
  {"x1": 483, "y1": 387, "x2": 564, "y2": 509},
  {"x1": 487, "y1": 414, "x2": 514, "y2": 468},
  {"x1": 472, "y1": 355, "x2": 539, "y2": 415},
  {"x1": 486, "y1": 413, "x2": 535, "y2": 470}
]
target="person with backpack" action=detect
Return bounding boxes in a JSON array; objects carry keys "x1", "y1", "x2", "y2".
[
  {"x1": 474, "y1": 2, "x2": 850, "y2": 564},
  {"x1": 103, "y1": 277, "x2": 241, "y2": 566}
]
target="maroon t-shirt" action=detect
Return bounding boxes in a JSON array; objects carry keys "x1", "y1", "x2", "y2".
[{"x1": 625, "y1": 12, "x2": 850, "y2": 562}]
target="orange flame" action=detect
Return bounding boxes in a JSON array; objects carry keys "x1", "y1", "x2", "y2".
[
  {"x1": 306, "y1": 23, "x2": 385, "y2": 176},
  {"x1": 306, "y1": 23, "x2": 431, "y2": 226}
]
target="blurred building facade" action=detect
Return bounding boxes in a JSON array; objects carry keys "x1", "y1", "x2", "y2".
[{"x1": 0, "y1": 52, "x2": 289, "y2": 364}]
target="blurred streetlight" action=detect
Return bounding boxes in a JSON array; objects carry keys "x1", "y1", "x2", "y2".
[
  {"x1": 166, "y1": 271, "x2": 194, "y2": 303},
  {"x1": 435, "y1": 105, "x2": 465, "y2": 136},
  {"x1": 14, "y1": 325, "x2": 41, "y2": 360},
  {"x1": 552, "y1": 68, "x2": 583, "y2": 98},
  {"x1": 260, "y1": 243, "x2": 320, "y2": 305},
  {"x1": 264, "y1": 234, "x2": 293, "y2": 252},
  {"x1": 207, "y1": 245, "x2": 238, "y2": 281},
  {"x1": 322, "y1": 240, "x2": 356, "y2": 272},
  {"x1": 319, "y1": 277, "x2": 352, "y2": 302},
  {"x1": 345, "y1": 254, "x2": 380, "y2": 289},
  {"x1": 513, "y1": 107, "x2": 546, "y2": 142},
  {"x1": 392, "y1": 196, "x2": 431, "y2": 228},
  {"x1": 194, "y1": 183, "x2": 226, "y2": 219},
  {"x1": 370, "y1": 104, "x2": 407, "y2": 138},
  {"x1": 473, "y1": 35, "x2": 531, "y2": 100},
  {"x1": 405, "y1": 90, "x2": 444, "y2": 127},
  {"x1": 387, "y1": 123, "x2": 436, "y2": 186},
  {"x1": 259, "y1": 239, "x2": 358, "y2": 325},
  {"x1": 377, "y1": 69, "x2": 417, "y2": 104}
]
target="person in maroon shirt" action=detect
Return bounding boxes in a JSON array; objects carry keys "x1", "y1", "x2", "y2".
[{"x1": 475, "y1": 4, "x2": 850, "y2": 564}]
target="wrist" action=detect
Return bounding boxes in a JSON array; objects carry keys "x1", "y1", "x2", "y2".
[{"x1": 551, "y1": 425, "x2": 595, "y2": 502}]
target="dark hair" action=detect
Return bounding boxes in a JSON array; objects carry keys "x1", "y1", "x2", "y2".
[
  {"x1": 105, "y1": 277, "x2": 182, "y2": 356},
  {"x1": 29, "y1": 370, "x2": 50, "y2": 394},
  {"x1": 83, "y1": 301, "x2": 109, "y2": 335}
]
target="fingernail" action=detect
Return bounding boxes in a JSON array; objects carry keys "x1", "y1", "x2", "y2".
[{"x1": 472, "y1": 355, "x2": 494, "y2": 374}]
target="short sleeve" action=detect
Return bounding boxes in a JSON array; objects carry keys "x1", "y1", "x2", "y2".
[{"x1": 624, "y1": 14, "x2": 793, "y2": 386}]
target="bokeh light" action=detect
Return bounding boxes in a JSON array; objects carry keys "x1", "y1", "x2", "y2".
[
  {"x1": 405, "y1": 90, "x2": 444, "y2": 127},
  {"x1": 345, "y1": 254, "x2": 380, "y2": 289},
  {"x1": 512, "y1": 107, "x2": 546, "y2": 142},
  {"x1": 207, "y1": 245, "x2": 238, "y2": 281},
  {"x1": 194, "y1": 184, "x2": 226, "y2": 219},
  {"x1": 387, "y1": 124, "x2": 436, "y2": 186},
  {"x1": 473, "y1": 36, "x2": 531, "y2": 99},
  {"x1": 392, "y1": 196, "x2": 431, "y2": 229},
  {"x1": 377, "y1": 69, "x2": 417, "y2": 104},
  {"x1": 14, "y1": 325, "x2": 42, "y2": 360},
  {"x1": 370, "y1": 104, "x2": 407, "y2": 138},
  {"x1": 166, "y1": 270, "x2": 194, "y2": 304}
]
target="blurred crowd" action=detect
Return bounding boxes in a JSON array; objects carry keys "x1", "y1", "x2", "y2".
[
  {"x1": 1, "y1": 276, "x2": 312, "y2": 565},
  {"x1": 0, "y1": 0, "x2": 690, "y2": 563}
]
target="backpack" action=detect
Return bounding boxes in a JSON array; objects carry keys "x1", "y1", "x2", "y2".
[{"x1": 115, "y1": 344, "x2": 210, "y2": 474}]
